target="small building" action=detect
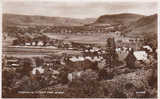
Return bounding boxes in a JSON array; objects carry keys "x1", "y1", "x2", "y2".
[
  {"x1": 6, "y1": 58, "x2": 20, "y2": 67},
  {"x1": 133, "y1": 51, "x2": 148, "y2": 61},
  {"x1": 37, "y1": 41, "x2": 44, "y2": 46},
  {"x1": 116, "y1": 35, "x2": 145, "y2": 50},
  {"x1": 32, "y1": 42, "x2": 36, "y2": 46},
  {"x1": 32, "y1": 66, "x2": 44, "y2": 75},
  {"x1": 25, "y1": 42, "x2": 31, "y2": 46},
  {"x1": 43, "y1": 56, "x2": 61, "y2": 69}
]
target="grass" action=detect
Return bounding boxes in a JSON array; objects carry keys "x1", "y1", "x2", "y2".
[
  {"x1": 3, "y1": 33, "x2": 117, "y2": 57},
  {"x1": 45, "y1": 33, "x2": 109, "y2": 46}
]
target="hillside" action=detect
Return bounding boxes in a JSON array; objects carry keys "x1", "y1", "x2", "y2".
[
  {"x1": 3, "y1": 13, "x2": 157, "y2": 41},
  {"x1": 123, "y1": 14, "x2": 157, "y2": 48},
  {"x1": 125, "y1": 14, "x2": 157, "y2": 37},
  {"x1": 3, "y1": 13, "x2": 96, "y2": 26},
  {"x1": 93, "y1": 13, "x2": 144, "y2": 25}
]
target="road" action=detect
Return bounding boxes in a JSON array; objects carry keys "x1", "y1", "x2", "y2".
[{"x1": 3, "y1": 46, "x2": 82, "y2": 57}]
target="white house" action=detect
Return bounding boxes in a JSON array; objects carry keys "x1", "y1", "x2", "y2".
[
  {"x1": 133, "y1": 51, "x2": 148, "y2": 61},
  {"x1": 69, "y1": 56, "x2": 85, "y2": 62},
  {"x1": 32, "y1": 42, "x2": 36, "y2": 46},
  {"x1": 67, "y1": 71, "x2": 83, "y2": 82},
  {"x1": 37, "y1": 41, "x2": 44, "y2": 46},
  {"x1": 32, "y1": 66, "x2": 44, "y2": 75},
  {"x1": 25, "y1": 42, "x2": 31, "y2": 46},
  {"x1": 143, "y1": 45, "x2": 153, "y2": 52}
]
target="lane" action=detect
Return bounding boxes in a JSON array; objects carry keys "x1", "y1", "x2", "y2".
[{"x1": 3, "y1": 46, "x2": 82, "y2": 57}]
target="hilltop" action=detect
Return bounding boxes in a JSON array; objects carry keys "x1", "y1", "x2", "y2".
[{"x1": 92, "y1": 13, "x2": 144, "y2": 26}]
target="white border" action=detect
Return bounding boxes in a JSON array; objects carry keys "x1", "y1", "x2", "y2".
[
  {"x1": 3, "y1": 0, "x2": 157, "y2": 2},
  {"x1": 0, "y1": 0, "x2": 2, "y2": 98},
  {"x1": 158, "y1": 0, "x2": 160, "y2": 98},
  {"x1": 0, "y1": 0, "x2": 159, "y2": 98}
]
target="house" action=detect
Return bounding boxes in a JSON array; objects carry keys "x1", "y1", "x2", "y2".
[
  {"x1": 67, "y1": 55, "x2": 103, "y2": 71},
  {"x1": 43, "y1": 56, "x2": 61, "y2": 69},
  {"x1": 143, "y1": 45, "x2": 153, "y2": 52},
  {"x1": 133, "y1": 51, "x2": 148, "y2": 61},
  {"x1": 63, "y1": 41, "x2": 72, "y2": 49},
  {"x1": 97, "y1": 59, "x2": 106, "y2": 70},
  {"x1": 25, "y1": 42, "x2": 31, "y2": 46},
  {"x1": 115, "y1": 31, "x2": 121, "y2": 36},
  {"x1": 32, "y1": 66, "x2": 44, "y2": 75},
  {"x1": 69, "y1": 56, "x2": 85, "y2": 62},
  {"x1": 32, "y1": 42, "x2": 36, "y2": 46},
  {"x1": 116, "y1": 47, "x2": 129, "y2": 62},
  {"x1": 116, "y1": 35, "x2": 145, "y2": 50},
  {"x1": 6, "y1": 58, "x2": 20, "y2": 67},
  {"x1": 67, "y1": 71, "x2": 83, "y2": 82},
  {"x1": 85, "y1": 56, "x2": 102, "y2": 62},
  {"x1": 44, "y1": 59, "x2": 58, "y2": 67},
  {"x1": 37, "y1": 41, "x2": 44, "y2": 46}
]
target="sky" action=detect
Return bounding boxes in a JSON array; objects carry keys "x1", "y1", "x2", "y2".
[{"x1": 3, "y1": 0, "x2": 158, "y2": 19}]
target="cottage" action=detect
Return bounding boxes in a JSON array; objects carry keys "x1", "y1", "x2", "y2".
[
  {"x1": 67, "y1": 71, "x2": 83, "y2": 82},
  {"x1": 63, "y1": 41, "x2": 72, "y2": 49},
  {"x1": 52, "y1": 70, "x2": 60, "y2": 75},
  {"x1": 133, "y1": 51, "x2": 148, "y2": 61},
  {"x1": 116, "y1": 47, "x2": 129, "y2": 62},
  {"x1": 25, "y1": 42, "x2": 31, "y2": 46},
  {"x1": 32, "y1": 42, "x2": 36, "y2": 46},
  {"x1": 37, "y1": 41, "x2": 44, "y2": 46},
  {"x1": 44, "y1": 58, "x2": 60, "y2": 68},
  {"x1": 97, "y1": 59, "x2": 106, "y2": 70},
  {"x1": 69, "y1": 56, "x2": 85, "y2": 62},
  {"x1": 85, "y1": 56, "x2": 102, "y2": 62},
  {"x1": 67, "y1": 55, "x2": 103, "y2": 71},
  {"x1": 115, "y1": 31, "x2": 121, "y2": 36},
  {"x1": 7, "y1": 58, "x2": 20, "y2": 67},
  {"x1": 143, "y1": 45, "x2": 153, "y2": 52},
  {"x1": 32, "y1": 66, "x2": 44, "y2": 75}
]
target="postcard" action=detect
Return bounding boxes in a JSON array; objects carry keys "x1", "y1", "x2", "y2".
[{"x1": 2, "y1": 0, "x2": 158, "y2": 98}]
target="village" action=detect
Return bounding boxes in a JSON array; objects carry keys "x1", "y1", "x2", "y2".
[{"x1": 2, "y1": 24, "x2": 157, "y2": 98}]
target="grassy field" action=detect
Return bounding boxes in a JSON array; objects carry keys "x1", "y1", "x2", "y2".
[
  {"x1": 45, "y1": 33, "x2": 112, "y2": 46},
  {"x1": 3, "y1": 33, "x2": 110, "y2": 57},
  {"x1": 3, "y1": 46, "x2": 82, "y2": 57}
]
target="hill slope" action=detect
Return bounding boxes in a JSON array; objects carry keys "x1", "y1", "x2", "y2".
[
  {"x1": 124, "y1": 14, "x2": 157, "y2": 48},
  {"x1": 3, "y1": 13, "x2": 96, "y2": 26},
  {"x1": 93, "y1": 13, "x2": 144, "y2": 25},
  {"x1": 125, "y1": 14, "x2": 157, "y2": 37}
]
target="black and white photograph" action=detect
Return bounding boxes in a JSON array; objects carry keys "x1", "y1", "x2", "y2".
[{"x1": 2, "y1": 0, "x2": 158, "y2": 98}]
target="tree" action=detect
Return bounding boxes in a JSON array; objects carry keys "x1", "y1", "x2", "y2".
[
  {"x1": 33, "y1": 37, "x2": 39, "y2": 46},
  {"x1": 65, "y1": 70, "x2": 104, "y2": 98},
  {"x1": 12, "y1": 39, "x2": 20, "y2": 45},
  {"x1": 105, "y1": 38, "x2": 118, "y2": 68},
  {"x1": 125, "y1": 48, "x2": 136, "y2": 69},
  {"x1": 24, "y1": 34, "x2": 32, "y2": 44},
  {"x1": 19, "y1": 58, "x2": 33, "y2": 76},
  {"x1": 34, "y1": 57, "x2": 44, "y2": 67},
  {"x1": 40, "y1": 35, "x2": 50, "y2": 46}
]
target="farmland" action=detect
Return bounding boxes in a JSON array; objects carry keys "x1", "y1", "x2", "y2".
[{"x1": 2, "y1": 33, "x2": 108, "y2": 57}]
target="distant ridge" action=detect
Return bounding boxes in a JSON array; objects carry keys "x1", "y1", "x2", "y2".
[
  {"x1": 3, "y1": 13, "x2": 96, "y2": 26},
  {"x1": 3, "y1": 13, "x2": 157, "y2": 40},
  {"x1": 91, "y1": 13, "x2": 157, "y2": 38},
  {"x1": 92, "y1": 13, "x2": 145, "y2": 25}
]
